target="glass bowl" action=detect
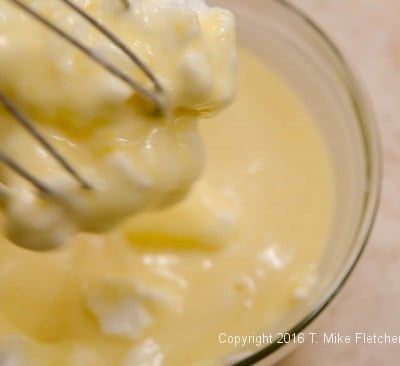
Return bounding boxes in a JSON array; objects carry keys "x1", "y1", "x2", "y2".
[{"x1": 211, "y1": 0, "x2": 382, "y2": 365}]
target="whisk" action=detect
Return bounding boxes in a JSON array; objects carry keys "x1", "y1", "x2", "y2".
[{"x1": 0, "y1": 0, "x2": 164, "y2": 196}]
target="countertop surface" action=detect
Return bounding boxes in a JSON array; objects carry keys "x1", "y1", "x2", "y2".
[{"x1": 268, "y1": 1, "x2": 400, "y2": 365}]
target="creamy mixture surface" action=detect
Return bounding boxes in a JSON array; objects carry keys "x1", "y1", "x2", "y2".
[{"x1": 0, "y1": 1, "x2": 334, "y2": 365}]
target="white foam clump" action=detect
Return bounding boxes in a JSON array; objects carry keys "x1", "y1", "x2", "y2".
[
  {"x1": 259, "y1": 243, "x2": 292, "y2": 271},
  {"x1": 86, "y1": 277, "x2": 175, "y2": 340},
  {"x1": 121, "y1": 339, "x2": 164, "y2": 366},
  {"x1": 292, "y1": 273, "x2": 318, "y2": 300}
]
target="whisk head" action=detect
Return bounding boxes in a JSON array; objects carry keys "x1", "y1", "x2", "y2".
[{"x1": 0, "y1": 0, "x2": 164, "y2": 197}]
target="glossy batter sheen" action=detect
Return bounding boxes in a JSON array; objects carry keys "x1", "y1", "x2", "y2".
[{"x1": 0, "y1": 47, "x2": 333, "y2": 365}]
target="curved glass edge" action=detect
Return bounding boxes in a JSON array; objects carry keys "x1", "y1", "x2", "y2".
[{"x1": 232, "y1": 1, "x2": 383, "y2": 365}]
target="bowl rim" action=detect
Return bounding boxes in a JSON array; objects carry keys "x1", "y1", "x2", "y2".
[{"x1": 233, "y1": 1, "x2": 382, "y2": 365}]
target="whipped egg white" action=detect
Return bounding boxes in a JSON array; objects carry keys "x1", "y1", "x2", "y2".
[{"x1": 0, "y1": 0, "x2": 236, "y2": 249}]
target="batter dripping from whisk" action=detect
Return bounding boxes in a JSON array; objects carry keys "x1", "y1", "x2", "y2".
[{"x1": 0, "y1": 0, "x2": 236, "y2": 249}]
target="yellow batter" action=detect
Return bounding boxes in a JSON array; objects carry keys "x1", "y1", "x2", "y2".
[
  {"x1": 0, "y1": 1, "x2": 334, "y2": 365},
  {"x1": 0, "y1": 48, "x2": 333, "y2": 365}
]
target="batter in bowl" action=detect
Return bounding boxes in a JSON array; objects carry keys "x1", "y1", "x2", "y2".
[{"x1": 0, "y1": 1, "x2": 333, "y2": 365}]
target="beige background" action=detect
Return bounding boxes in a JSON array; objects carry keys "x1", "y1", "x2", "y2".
[{"x1": 264, "y1": 1, "x2": 400, "y2": 365}]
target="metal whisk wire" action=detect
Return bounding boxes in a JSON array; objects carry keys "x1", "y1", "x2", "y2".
[
  {"x1": 59, "y1": 0, "x2": 163, "y2": 93},
  {"x1": 0, "y1": 150, "x2": 52, "y2": 194},
  {"x1": 0, "y1": 93, "x2": 90, "y2": 193},
  {"x1": 0, "y1": 0, "x2": 165, "y2": 194}
]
